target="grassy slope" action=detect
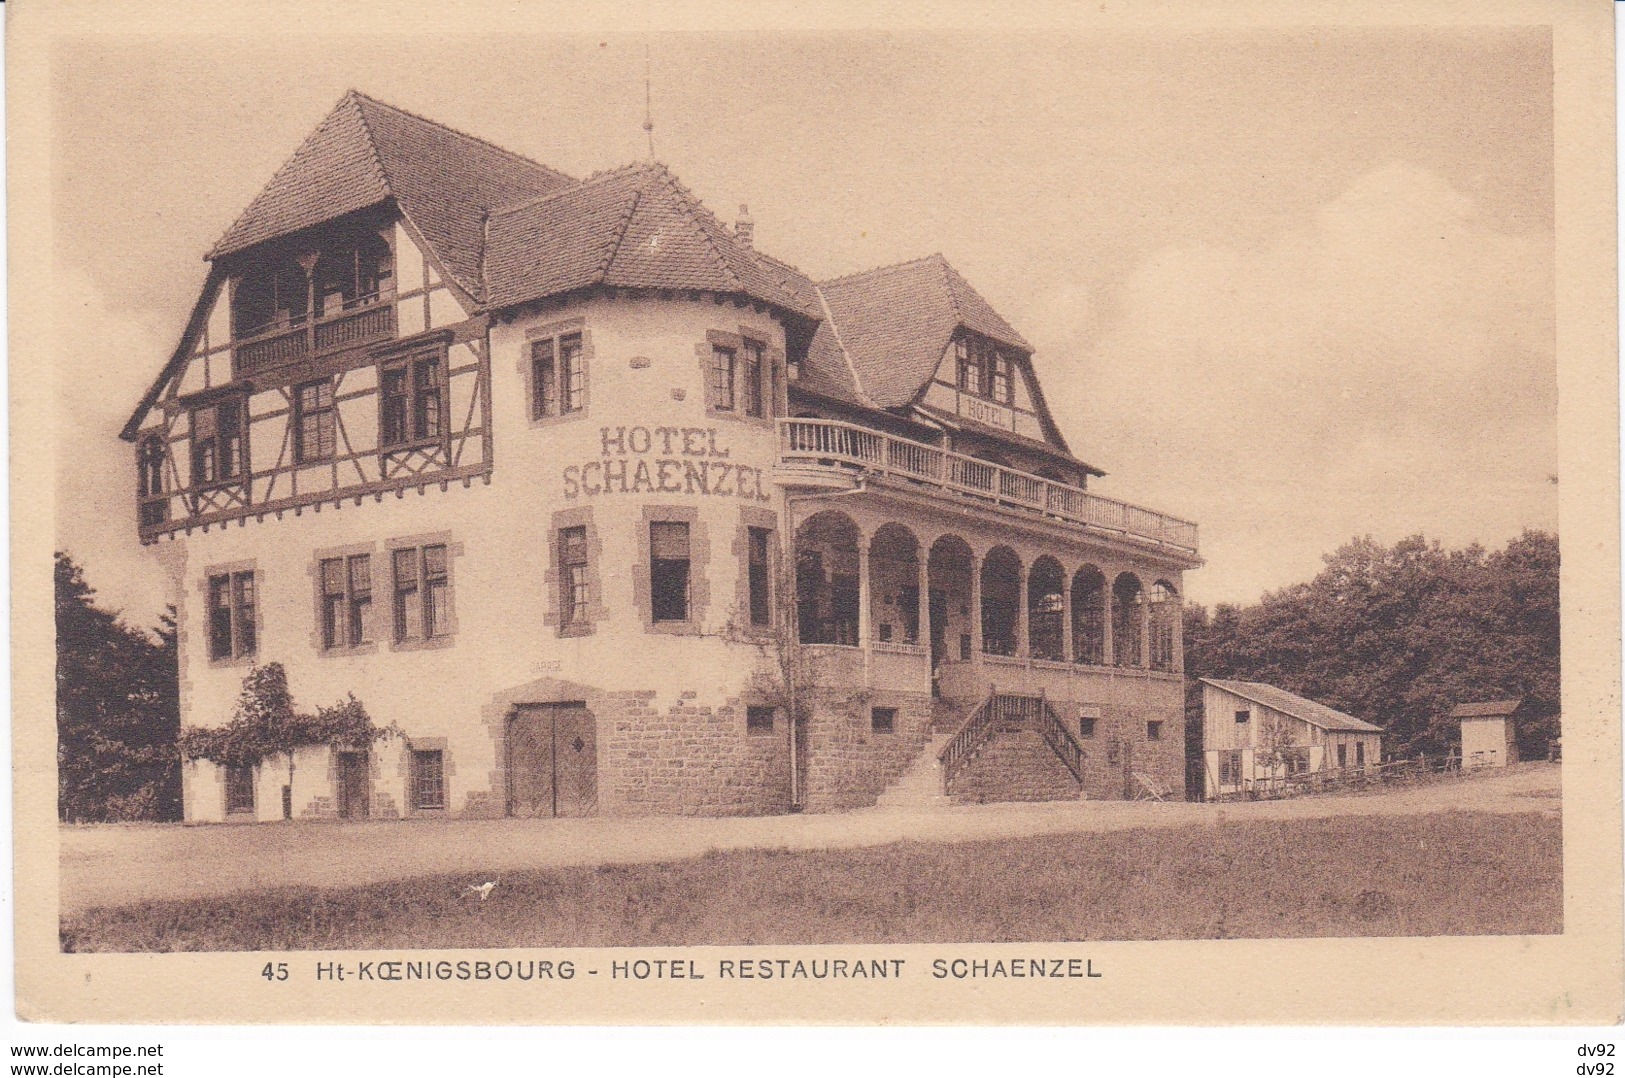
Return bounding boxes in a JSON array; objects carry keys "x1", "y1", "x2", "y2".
[{"x1": 61, "y1": 810, "x2": 1561, "y2": 952}]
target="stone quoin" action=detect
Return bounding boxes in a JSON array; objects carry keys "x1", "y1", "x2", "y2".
[{"x1": 122, "y1": 91, "x2": 1201, "y2": 822}]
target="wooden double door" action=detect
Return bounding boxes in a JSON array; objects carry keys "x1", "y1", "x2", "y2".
[
  {"x1": 508, "y1": 703, "x2": 598, "y2": 817},
  {"x1": 336, "y1": 750, "x2": 370, "y2": 819}
]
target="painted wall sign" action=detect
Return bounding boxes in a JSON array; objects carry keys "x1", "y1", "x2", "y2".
[
  {"x1": 958, "y1": 391, "x2": 1014, "y2": 431},
  {"x1": 562, "y1": 425, "x2": 773, "y2": 502}
]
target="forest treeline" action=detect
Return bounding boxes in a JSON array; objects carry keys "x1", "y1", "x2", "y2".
[{"x1": 1183, "y1": 531, "x2": 1560, "y2": 761}]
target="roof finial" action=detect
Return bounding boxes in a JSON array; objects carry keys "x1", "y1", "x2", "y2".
[{"x1": 643, "y1": 43, "x2": 656, "y2": 161}]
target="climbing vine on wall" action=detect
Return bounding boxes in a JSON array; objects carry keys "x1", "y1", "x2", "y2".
[{"x1": 179, "y1": 663, "x2": 400, "y2": 772}]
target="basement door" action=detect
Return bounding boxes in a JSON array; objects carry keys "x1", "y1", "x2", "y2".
[
  {"x1": 336, "y1": 750, "x2": 370, "y2": 820},
  {"x1": 508, "y1": 703, "x2": 598, "y2": 818}
]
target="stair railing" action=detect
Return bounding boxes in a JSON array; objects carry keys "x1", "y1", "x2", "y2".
[
  {"x1": 1034, "y1": 696, "x2": 1086, "y2": 784},
  {"x1": 938, "y1": 685, "x2": 998, "y2": 793}
]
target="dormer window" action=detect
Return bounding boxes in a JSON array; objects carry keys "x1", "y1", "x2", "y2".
[{"x1": 954, "y1": 334, "x2": 1016, "y2": 406}]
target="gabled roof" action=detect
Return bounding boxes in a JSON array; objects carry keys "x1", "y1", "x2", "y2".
[
  {"x1": 816, "y1": 254, "x2": 1031, "y2": 409},
  {"x1": 1201, "y1": 679, "x2": 1384, "y2": 734},
  {"x1": 208, "y1": 91, "x2": 575, "y2": 300},
  {"x1": 1449, "y1": 699, "x2": 1525, "y2": 720},
  {"x1": 483, "y1": 163, "x2": 821, "y2": 321}
]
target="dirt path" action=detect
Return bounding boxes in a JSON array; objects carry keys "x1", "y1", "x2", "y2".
[{"x1": 58, "y1": 762, "x2": 1560, "y2": 916}]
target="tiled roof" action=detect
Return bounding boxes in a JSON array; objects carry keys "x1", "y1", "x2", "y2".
[
  {"x1": 817, "y1": 254, "x2": 1031, "y2": 408},
  {"x1": 208, "y1": 91, "x2": 575, "y2": 299},
  {"x1": 1202, "y1": 679, "x2": 1385, "y2": 734},
  {"x1": 1448, "y1": 699, "x2": 1524, "y2": 719},
  {"x1": 483, "y1": 162, "x2": 821, "y2": 320}
]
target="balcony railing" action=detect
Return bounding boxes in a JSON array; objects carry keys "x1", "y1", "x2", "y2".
[
  {"x1": 234, "y1": 299, "x2": 397, "y2": 378},
  {"x1": 778, "y1": 418, "x2": 1199, "y2": 554}
]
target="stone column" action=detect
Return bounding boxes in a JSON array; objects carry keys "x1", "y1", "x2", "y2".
[
  {"x1": 969, "y1": 547, "x2": 983, "y2": 662},
  {"x1": 915, "y1": 550, "x2": 931, "y2": 649},
  {"x1": 1139, "y1": 584, "x2": 1152, "y2": 669},
  {"x1": 1102, "y1": 571, "x2": 1115, "y2": 667},
  {"x1": 1060, "y1": 569, "x2": 1074, "y2": 664},
  {"x1": 1172, "y1": 591, "x2": 1185, "y2": 674},
  {"x1": 857, "y1": 536, "x2": 871, "y2": 648},
  {"x1": 1015, "y1": 564, "x2": 1030, "y2": 659}
]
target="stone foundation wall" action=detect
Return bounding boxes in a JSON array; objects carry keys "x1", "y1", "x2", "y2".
[
  {"x1": 949, "y1": 729, "x2": 1082, "y2": 805},
  {"x1": 798, "y1": 688, "x2": 932, "y2": 813},
  {"x1": 1072, "y1": 704, "x2": 1187, "y2": 801},
  {"x1": 600, "y1": 690, "x2": 792, "y2": 816}
]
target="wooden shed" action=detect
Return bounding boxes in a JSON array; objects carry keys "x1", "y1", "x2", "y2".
[
  {"x1": 1449, "y1": 699, "x2": 1524, "y2": 769},
  {"x1": 1198, "y1": 679, "x2": 1384, "y2": 801}
]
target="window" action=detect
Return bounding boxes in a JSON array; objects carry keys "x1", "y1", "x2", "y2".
[
  {"x1": 392, "y1": 545, "x2": 449, "y2": 643},
  {"x1": 558, "y1": 526, "x2": 590, "y2": 629},
  {"x1": 747, "y1": 526, "x2": 772, "y2": 627},
  {"x1": 138, "y1": 435, "x2": 168, "y2": 526},
  {"x1": 1355, "y1": 742, "x2": 1366, "y2": 768},
  {"x1": 1147, "y1": 720, "x2": 1163, "y2": 741},
  {"x1": 955, "y1": 338, "x2": 981, "y2": 395},
  {"x1": 381, "y1": 355, "x2": 443, "y2": 447},
  {"x1": 709, "y1": 345, "x2": 737, "y2": 411},
  {"x1": 225, "y1": 763, "x2": 255, "y2": 815},
  {"x1": 650, "y1": 522, "x2": 691, "y2": 622},
  {"x1": 190, "y1": 397, "x2": 245, "y2": 486},
  {"x1": 207, "y1": 570, "x2": 258, "y2": 660},
  {"x1": 990, "y1": 353, "x2": 1011, "y2": 403},
  {"x1": 954, "y1": 335, "x2": 1015, "y2": 404},
  {"x1": 742, "y1": 340, "x2": 768, "y2": 418},
  {"x1": 531, "y1": 333, "x2": 585, "y2": 418},
  {"x1": 411, "y1": 750, "x2": 445, "y2": 811},
  {"x1": 1078, "y1": 717, "x2": 1097, "y2": 738},
  {"x1": 1235, "y1": 709, "x2": 1250, "y2": 724},
  {"x1": 1219, "y1": 750, "x2": 1242, "y2": 786},
  {"x1": 294, "y1": 379, "x2": 336, "y2": 464},
  {"x1": 746, "y1": 707, "x2": 775, "y2": 736},
  {"x1": 871, "y1": 707, "x2": 897, "y2": 734},
  {"x1": 320, "y1": 554, "x2": 373, "y2": 649},
  {"x1": 1337, "y1": 743, "x2": 1348, "y2": 769}
]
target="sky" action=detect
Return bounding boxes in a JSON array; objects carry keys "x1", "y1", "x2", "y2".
[{"x1": 49, "y1": 27, "x2": 1556, "y2": 624}]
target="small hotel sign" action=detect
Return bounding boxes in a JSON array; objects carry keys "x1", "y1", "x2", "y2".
[{"x1": 958, "y1": 391, "x2": 1015, "y2": 431}]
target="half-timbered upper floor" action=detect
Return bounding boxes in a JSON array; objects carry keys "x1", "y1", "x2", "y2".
[{"x1": 124, "y1": 90, "x2": 1197, "y2": 562}]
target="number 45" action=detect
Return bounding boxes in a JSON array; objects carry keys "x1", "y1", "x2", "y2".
[{"x1": 261, "y1": 962, "x2": 289, "y2": 982}]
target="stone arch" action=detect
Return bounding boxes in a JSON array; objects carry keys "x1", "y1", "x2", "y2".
[
  {"x1": 927, "y1": 534, "x2": 975, "y2": 669},
  {"x1": 795, "y1": 510, "x2": 861, "y2": 645},
  {"x1": 1112, "y1": 572, "x2": 1145, "y2": 667},
  {"x1": 869, "y1": 523, "x2": 922, "y2": 645},
  {"x1": 1027, "y1": 555, "x2": 1067, "y2": 661},
  {"x1": 1072, "y1": 564, "x2": 1107, "y2": 665},
  {"x1": 1149, "y1": 579, "x2": 1179, "y2": 672},
  {"x1": 980, "y1": 546, "x2": 1023, "y2": 657}
]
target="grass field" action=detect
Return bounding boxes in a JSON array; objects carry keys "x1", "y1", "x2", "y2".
[{"x1": 59, "y1": 809, "x2": 1561, "y2": 952}]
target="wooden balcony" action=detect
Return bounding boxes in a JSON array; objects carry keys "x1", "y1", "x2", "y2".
[
  {"x1": 777, "y1": 418, "x2": 1199, "y2": 555},
  {"x1": 234, "y1": 300, "x2": 396, "y2": 378}
]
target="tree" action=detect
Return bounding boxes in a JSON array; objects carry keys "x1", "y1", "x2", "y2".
[
  {"x1": 55, "y1": 552, "x2": 181, "y2": 822},
  {"x1": 1184, "y1": 532, "x2": 1561, "y2": 761}
]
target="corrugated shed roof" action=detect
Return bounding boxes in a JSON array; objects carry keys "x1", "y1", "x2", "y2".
[
  {"x1": 208, "y1": 91, "x2": 575, "y2": 299},
  {"x1": 816, "y1": 254, "x2": 1031, "y2": 408},
  {"x1": 483, "y1": 163, "x2": 820, "y2": 320},
  {"x1": 1449, "y1": 699, "x2": 1525, "y2": 719},
  {"x1": 1202, "y1": 679, "x2": 1384, "y2": 733}
]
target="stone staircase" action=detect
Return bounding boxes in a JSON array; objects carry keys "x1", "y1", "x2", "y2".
[{"x1": 868, "y1": 699, "x2": 964, "y2": 814}]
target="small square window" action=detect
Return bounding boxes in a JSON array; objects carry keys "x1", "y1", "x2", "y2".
[
  {"x1": 1146, "y1": 720, "x2": 1163, "y2": 741},
  {"x1": 1235, "y1": 709, "x2": 1250, "y2": 724},
  {"x1": 746, "y1": 707, "x2": 776, "y2": 736},
  {"x1": 1079, "y1": 717, "x2": 1097, "y2": 738},
  {"x1": 871, "y1": 707, "x2": 897, "y2": 734}
]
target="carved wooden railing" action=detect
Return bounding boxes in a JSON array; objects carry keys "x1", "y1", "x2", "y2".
[
  {"x1": 779, "y1": 418, "x2": 1199, "y2": 554},
  {"x1": 234, "y1": 299, "x2": 396, "y2": 377}
]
